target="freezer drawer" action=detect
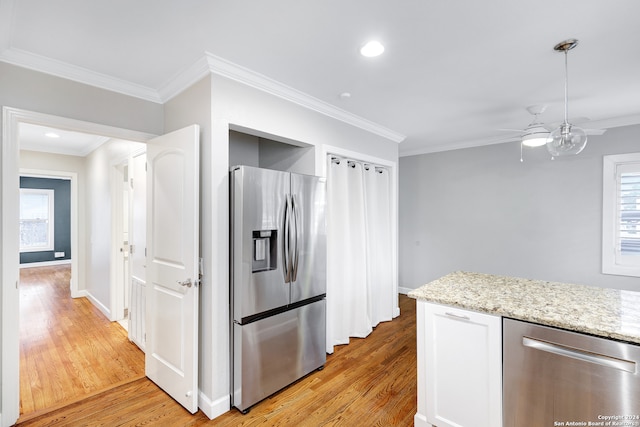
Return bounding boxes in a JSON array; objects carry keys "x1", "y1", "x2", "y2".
[
  {"x1": 504, "y1": 318, "x2": 640, "y2": 426},
  {"x1": 231, "y1": 299, "x2": 326, "y2": 412}
]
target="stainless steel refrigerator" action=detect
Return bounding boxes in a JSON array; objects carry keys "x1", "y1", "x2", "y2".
[{"x1": 230, "y1": 165, "x2": 326, "y2": 413}]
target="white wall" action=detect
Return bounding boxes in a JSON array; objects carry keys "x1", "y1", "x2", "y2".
[
  {"x1": 84, "y1": 139, "x2": 145, "y2": 315},
  {"x1": 163, "y1": 73, "x2": 399, "y2": 419},
  {"x1": 399, "y1": 124, "x2": 640, "y2": 291}
]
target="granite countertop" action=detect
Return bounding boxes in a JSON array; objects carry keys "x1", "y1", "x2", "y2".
[{"x1": 407, "y1": 271, "x2": 640, "y2": 345}]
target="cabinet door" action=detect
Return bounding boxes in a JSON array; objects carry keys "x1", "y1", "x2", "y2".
[{"x1": 420, "y1": 302, "x2": 502, "y2": 427}]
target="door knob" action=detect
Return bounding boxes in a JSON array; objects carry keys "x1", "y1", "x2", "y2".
[{"x1": 177, "y1": 278, "x2": 192, "y2": 288}]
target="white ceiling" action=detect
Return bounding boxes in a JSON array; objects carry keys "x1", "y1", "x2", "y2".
[
  {"x1": 19, "y1": 123, "x2": 110, "y2": 156},
  {"x1": 2, "y1": 0, "x2": 640, "y2": 156}
]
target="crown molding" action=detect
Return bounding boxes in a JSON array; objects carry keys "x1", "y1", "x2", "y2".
[
  {"x1": 157, "y1": 54, "x2": 212, "y2": 102},
  {"x1": 582, "y1": 113, "x2": 640, "y2": 131},
  {"x1": 400, "y1": 114, "x2": 640, "y2": 157},
  {"x1": 0, "y1": 45, "x2": 405, "y2": 143},
  {"x1": 157, "y1": 52, "x2": 406, "y2": 143},
  {"x1": 399, "y1": 136, "x2": 517, "y2": 157},
  {"x1": 199, "y1": 52, "x2": 406, "y2": 143},
  {"x1": 0, "y1": 47, "x2": 162, "y2": 103}
]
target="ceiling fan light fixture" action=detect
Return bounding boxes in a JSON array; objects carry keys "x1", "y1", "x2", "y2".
[
  {"x1": 546, "y1": 38, "x2": 588, "y2": 156},
  {"x1": 521, "y1": 124, "x2": 550, "y2": 147}
]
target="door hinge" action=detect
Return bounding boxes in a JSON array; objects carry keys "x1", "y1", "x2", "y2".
[
  {"x1": 130, "y1": 177, "x2": 134, "y2": 189},
  {"x1": 145, "y1": 247, "x2": 147, "y2": 257},
  {"x1": 197, "y1": 257, "x2": 204, "y2": 286}
]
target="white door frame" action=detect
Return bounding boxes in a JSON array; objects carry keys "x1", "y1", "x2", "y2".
[
  {"x1": 319, "y1": 144, "x2": 400, "y2": 318},
  {"x1": 1, "y1": 106, "x2": 156, "y2": 427},
  {"x1": 111, "y1": 159, "x2": 128, "y2": 322}
]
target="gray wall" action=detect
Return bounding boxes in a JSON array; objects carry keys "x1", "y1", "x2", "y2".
[
  {"x1": 19, "y1": 177, "x2": 71, "y2": 264},
  {"x1": 399, "y1": 124, "x2": 640, "y2": 291},
  {"x1": 228, "y1": 130, "x2": 315, "y2": 174}
]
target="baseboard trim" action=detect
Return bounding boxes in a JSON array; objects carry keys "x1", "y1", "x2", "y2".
[
  {"x1": 86, "y1": 292, "x2": 111, "y2": 320},
  {"x1": 414, "y1": 412, "x2": 430, "y2": 427},
  {"x1": 71, "y1": 289, "x2": 88, "y2": 299},
  {"x1": 19, "y1": 259, "x2": 71, "y2": 268},
  {"x1": 198, "y1": 391, "x2": 230, "y2": 420}
]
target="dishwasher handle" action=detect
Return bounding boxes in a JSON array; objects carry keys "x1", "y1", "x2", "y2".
[{"x1": 523, "y1": 336, "x2": 637, "y2": 373}]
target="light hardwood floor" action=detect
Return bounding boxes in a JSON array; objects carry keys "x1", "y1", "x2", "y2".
[
  {"x1": 18, "y1": 265, "x2": 145, "y2": 423},
  {"x1": 18, "y1": 268, "x2": 417, "y2": 426}
]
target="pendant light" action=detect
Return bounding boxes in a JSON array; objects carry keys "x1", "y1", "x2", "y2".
[{"x1": 546, "y1": 39, "x2": 587, "y2": 156}]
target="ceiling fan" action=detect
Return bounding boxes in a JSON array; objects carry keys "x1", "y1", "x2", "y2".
[
  {"x1": 499, "y1": 104, "x2": 606, "y2": 160},
  {"x1": 501, "y1": 39, "x2": 611, "y2": 160},
  {"x1": 498, "y1": 104, "x2": 606, "y2": 162}
]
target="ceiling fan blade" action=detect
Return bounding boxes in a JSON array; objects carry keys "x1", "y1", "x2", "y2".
[
  {"x1": 497, "y1": 128, "x2": 523, "y2": 133},
  {"x1": 491, "y1": 135, "x2": 522, "y2": 144}
]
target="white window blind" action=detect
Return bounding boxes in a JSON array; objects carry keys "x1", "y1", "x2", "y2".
[
  {"x1": 20, "y1": 188, "x2": 55, "y2": 252},
  {"x1": 603, "y1": 153, "x2": 640, "y2": 277},
  {"x1": 619, "y1": 169, "x2": 640, "y2": 256}
]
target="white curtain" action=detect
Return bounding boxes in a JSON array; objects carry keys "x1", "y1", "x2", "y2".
[{"x1": 326, "y1": 156, "x2": 394, "y2": 353}]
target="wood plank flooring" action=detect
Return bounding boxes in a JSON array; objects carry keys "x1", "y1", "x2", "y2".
[
  {"x1": 18, "y1": 275, "x2": 417, "y2": 427},
  {"x1": 18, "y1": 265, "x2": 145, "y2": 423}
]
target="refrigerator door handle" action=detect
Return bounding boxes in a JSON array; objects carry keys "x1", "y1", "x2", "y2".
[
  {"x1": 283, "y1": 195, "x2": 291, "y2": 283},
  {"x1": 291, "y1": 195, "x2": 300, "y2": 282}
]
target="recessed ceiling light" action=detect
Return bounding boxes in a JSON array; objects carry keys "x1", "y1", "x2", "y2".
[
  {"x1": 340, "y1": 92, "x2": 352, "y2": 99},
  {"x1": 45, "y1": 132, "x2": 60, "y2": 138},
  {"x1": 360, "y1": 40, "x2": 384, "y2": 57}
]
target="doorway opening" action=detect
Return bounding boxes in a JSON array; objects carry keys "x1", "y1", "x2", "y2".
[{"x1": 3, "y1": 107, "x2": 155, "y2": 422}]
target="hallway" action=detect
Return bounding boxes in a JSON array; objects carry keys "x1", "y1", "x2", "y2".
[{"x1": 18, "y1": 264, "x2": 145, "y2": 422}]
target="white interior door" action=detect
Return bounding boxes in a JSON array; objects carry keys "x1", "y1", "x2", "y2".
[
  {"x1": 129, "y1": 149, "x2": 147, "y2": 350},
  {"x1": 145, "y1": 124, "x2": 200, "y2": 413}
]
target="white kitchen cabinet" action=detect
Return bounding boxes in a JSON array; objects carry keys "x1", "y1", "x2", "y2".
[{"x1": 415, "y1": 301, "x2": 502, "y2": 427}]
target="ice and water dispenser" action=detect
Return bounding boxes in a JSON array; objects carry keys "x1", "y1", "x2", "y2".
[{"x1": 252, "y1": 230, "x2": 277, "y2": 272}]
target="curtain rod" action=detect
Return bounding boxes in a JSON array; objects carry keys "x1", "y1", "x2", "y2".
[{"x1": 329, "y1": 155, "x2": 386, "y2": 173}]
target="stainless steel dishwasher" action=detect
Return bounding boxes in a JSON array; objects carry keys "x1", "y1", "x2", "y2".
[{"x1": 503, "y1": 318, "x2": 640, "y2": 426}]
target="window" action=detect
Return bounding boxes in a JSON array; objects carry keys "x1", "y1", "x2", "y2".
[
  {"x1": 19, "y1": 188, "x2": 55, "y2": 252},
  {"x1": 602, "y1": 153, "x2": 640, "y2": 277}
]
